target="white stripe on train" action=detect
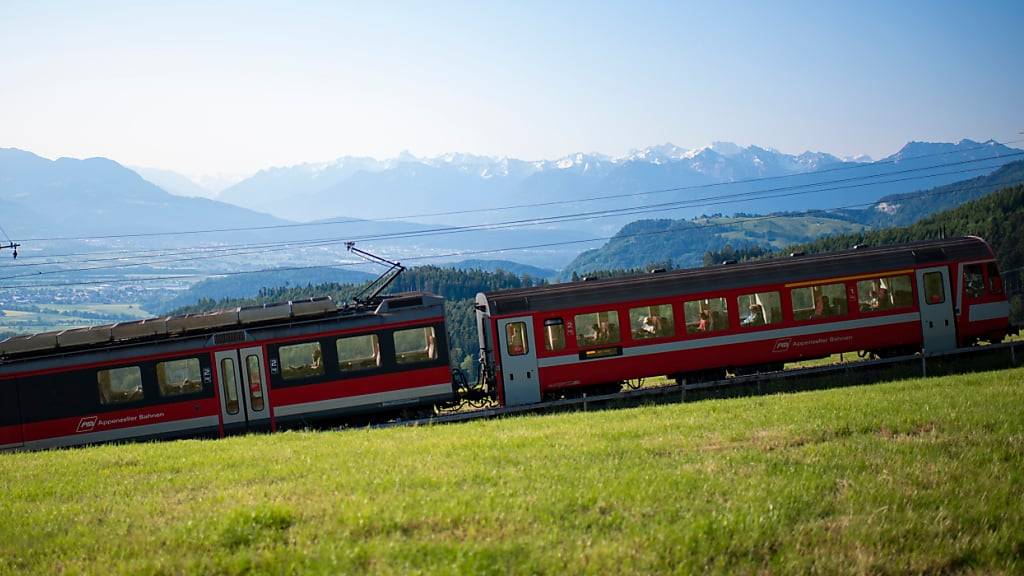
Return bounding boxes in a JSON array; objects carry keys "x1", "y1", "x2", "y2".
[
  {"x1": 969, "y1": 302, "x2": 1011, "y2": 322},
  {"x1": 272, "y1": 382, "x2": 453, "y2": 417},
  {"x1": 23, "y1": 415, "x2": 221, "y2": 450},
  {"x1": 537, "y1": 312, "x2": 924, "y2": 368}
]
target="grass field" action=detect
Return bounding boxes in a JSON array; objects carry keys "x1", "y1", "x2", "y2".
[{"x1": 2, "y1": 368, "x2": 1023, "y2": 575}]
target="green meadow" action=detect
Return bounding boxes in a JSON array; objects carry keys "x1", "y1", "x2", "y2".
[{"x1": 1, "y1": 368, "x2": 1023, "y2": 575}]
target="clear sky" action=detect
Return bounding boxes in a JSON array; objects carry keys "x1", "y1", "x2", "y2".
[{"x1": 1, "y1": 0, "x2": 1021, "y2": 177}]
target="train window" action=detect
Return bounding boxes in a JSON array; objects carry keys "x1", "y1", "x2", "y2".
[
  {"x1": 987, "y1": 263, "x2": 1003, "y2": 294},
  {"x1": 574, "y1": 311, "x2": 620, "y2": 347},
  {"x1": 337, "y1": 334, "x2": 381, "y2": 372},
  {"x1": 791, "y1": 283, "x2": 848, "y2": 321},
  {"x1": 737, "y1": 292, "x2": 781, "y2": 327},
  {"x1": 219, "y1": 358, "x2": 240, "y2": 415},
  {"x1": 97, "y1": 366, "x2": 143, "y2": 405},
  {"x1": 505, "y1": 322, "x2": 529, "y2": 356},
  {"x1": 155, "y1": 358, "x2": 203, "y2": 397},
  {"x1": 962, "y1": 265, "x2": 985, "y2": 300},
  {"x1": 245, "y1": 355, "x2": 265, "y2": 412},
  {"x1": 544, "y1": 319, "x2": 566, "y2": 352},
  {"x1": 279, "y1": 342, "x2": 325, "y2": 381},
  {"x1": 923, "y1": 272, "x2": 945, "y2": 304},
  {"x1": 394, "y1": 327, "x2": 438, "y2": 364},
  {"x1": 683, "y1": 297, "x2": 729, "y2": 334},
  {"x1": 856, "y1": 274, "x2": 913, "y2": 311},
  {"x1": 629, "y1": 304, "x2": 675, "y2": 339}
]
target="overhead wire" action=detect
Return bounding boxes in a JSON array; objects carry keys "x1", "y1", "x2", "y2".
[
  {"x1": 0, "y1": 158, "x2": 1013, "y2": 282},
  {"x1": 9, "y1": 138, "x2": 1023, "y2": 243},
  {"x1": 5, "y1": 151, "x2": 1020, "y2": 273},
  {"x1": 4, "y1": 177, "x2": 1021, "y2": 290}
]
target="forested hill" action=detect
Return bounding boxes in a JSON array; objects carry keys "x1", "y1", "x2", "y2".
[
  {"x1": 786, "y1": 184, "x2": 1024, "y2": 322},
  {"x1": 843, "y1": 159, "x2": 1024, "y2": 228},
  {"x1": 171, "y1": 266, "x2": 542, "y2": 378}
]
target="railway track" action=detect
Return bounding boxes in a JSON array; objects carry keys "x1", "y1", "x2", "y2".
[{"x1": 380, "y1": 339, "x2": 1022, "y2": 430}]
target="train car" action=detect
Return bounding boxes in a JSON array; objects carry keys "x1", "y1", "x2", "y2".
[
  {"x1": 475, "y1": 237, "x2": 1012, "y2": 406},
  {"x1": 0, "y1": 293, "x2": 455, "y2": 451}
]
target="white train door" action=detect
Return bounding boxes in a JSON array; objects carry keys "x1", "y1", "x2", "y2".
[
  {"x1": 214, "y1": 346, "x2": 271, "y2": 430},
  {"x1": 917, "y1": 266, "x2": 957, "y2": 354},
  {"x1": 496, "y1": 316, "x2": 541, "y2": 406}
]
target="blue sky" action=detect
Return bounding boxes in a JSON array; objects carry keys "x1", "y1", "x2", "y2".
[{"x1": 1, "y1": 0, "x2": 1021, "y2": 176}]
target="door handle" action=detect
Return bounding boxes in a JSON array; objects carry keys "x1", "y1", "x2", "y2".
[
  {"x1": 509, "y1": 373, "x2": 514, "y2": 381},
  {"x1": 527, "y1": 371, "x2": 532, "y2": 379},
  {"x1": 929, "y1": 321, "x2": 934, "y2": 328},
  {"x1": 944, "y1": 320, "x2": 949, "y2": 327}
]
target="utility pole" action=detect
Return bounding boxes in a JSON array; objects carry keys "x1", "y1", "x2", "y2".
[{"x1": 0, "y1": 242, "x2": 18, "y2": 259}]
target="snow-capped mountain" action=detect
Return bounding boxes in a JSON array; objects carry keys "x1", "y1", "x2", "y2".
[{"x1": 217, "y1": 140, "x2": 1020, "y2": 223}]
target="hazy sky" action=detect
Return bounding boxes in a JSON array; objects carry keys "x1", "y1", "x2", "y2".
[{"x1": 1, "y1": 0, "x2": 1021, "y2": 177}]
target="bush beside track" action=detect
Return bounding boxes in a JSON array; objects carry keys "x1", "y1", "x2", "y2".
[{"x1": 1, "y1": 368, "x2": 1023, "y2": 575}]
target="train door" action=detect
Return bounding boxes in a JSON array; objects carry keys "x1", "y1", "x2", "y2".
[
  {"x1": 496, "y1": 316, "x2": 541, "y2": 406},
  {"x1": 916, "y1": 266, "x2": 957, "y2": 354},
  {"x1": 214, "y1": 346, "x2": 271, "y2": 430}
]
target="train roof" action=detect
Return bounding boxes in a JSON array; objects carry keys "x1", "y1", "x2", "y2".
[
  {"x1": 479, "y1": 237, "x2": 995, "y2": 316},
  {"x1": 0, "y1": 292, "x2": 443, "y2": 362}
]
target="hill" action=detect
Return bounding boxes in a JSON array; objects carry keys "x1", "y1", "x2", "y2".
[
  {"x1": 448, "y1": 259, "x2": 558, "y2": 279},
  {"x1": 561, "y1": 214, "x2": 868, "y2": 277},
  {"x1": 0, "y1": 148, "x2": 287, "y2": 239},
  {"x1": 561, "y1": 161, "x2": 1024, "y2": 279},
  {"x1": 2, "y1": 369, "x2": 1022, "y2": 573}
]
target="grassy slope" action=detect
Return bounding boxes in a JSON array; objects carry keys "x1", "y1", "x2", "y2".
[{"x1": 2, "y1": 369, "x2": 1023, "y2": 575}]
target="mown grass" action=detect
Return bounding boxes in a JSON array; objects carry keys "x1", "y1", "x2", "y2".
[{"x1": 2, "y1": 368, "x2": 1023, "y2": 575}]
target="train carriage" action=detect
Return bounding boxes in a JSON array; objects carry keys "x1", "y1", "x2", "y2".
[
  {"x1": 0, "y1": 293, "x2": 455, "y2": 451},
  {"x1": 476, "y1": 237, "x2": 1012, "y2": 406}
]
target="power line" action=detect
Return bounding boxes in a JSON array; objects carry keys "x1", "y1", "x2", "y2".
[
  {"x1": 10, "y1": 139, "x2": 1023, "y2": 243},
  {"x1": 0, "y1": 160, "x2": 1009, "y2": 282},
  {"x1": 5, "y1": 177, "x2": 1020, "y2": 290},
  {"x1": 6, "y1": 151, "x2": 1020, "y2": 272}
]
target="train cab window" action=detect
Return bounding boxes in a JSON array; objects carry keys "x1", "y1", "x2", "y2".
[
  {"x1": 629, "y1": 304, "x2": 675, "y2": 339},
  {"x1": 574, "y1": 311, "x2": 621, "y2": 347},
  {"x1": 505, "y1": 322, "x2": 529, "y2": 356},
  {"x1": 857, "y1": 274, "x2": 913, "y2": 311},
  {"x1": 683, "y1": 297, "x2": 729, "y2": 334},
  {"x1": 737, "y1": 292, "x2": 781, "y2": 327},
  {"x1": 791, "y1": 283, "x2": 848, "y2": 321},
  {"x1": 279, "y1": 342, "x2": 325, "y2": 381},
  {"x1": 155, "y1": 358, "x2": 203, "y2": 397},
  {"x1": 97, "y1": 366, "x2": 143, "y2": 405},
  {"x1": 245, "y1": 355, "x2": 265, "y2": 412},
  {"x1": 219, "y1": 358, "x2": 240, "y2": 415},
  {"x1": 394, "y1": 327, "x2": 438, "y2": 364},
  {"x1": 337, "y1": 334, "x2": 381, "y2": 372},
  {"x1": 962, "y1": 265, "x2": 985, "y2": 300},
  {"x1": 543, "y1": 319, "x2": 566, "y2": 352},
  {"x1": 987, "y1": 263, "x2": 1003, "y2": 294},
  {"x1": 923, "y1": 272, "x2": 945, "y2": 304}
]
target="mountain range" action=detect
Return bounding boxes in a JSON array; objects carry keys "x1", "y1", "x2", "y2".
[{"x1": 214, "y1": 139, "x2": 1021, "y2": 225}]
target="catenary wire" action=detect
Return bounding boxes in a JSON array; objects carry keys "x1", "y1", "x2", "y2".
[
  {"x1": 9, "y1": 139, "x2": 1023, "y2": 243},
  {"x1": 4, "y1": 177, "x2": 1020, "y2": 290},
  {"x1": 0, "y1": 161, "x2": 1010, "y2": 282}
]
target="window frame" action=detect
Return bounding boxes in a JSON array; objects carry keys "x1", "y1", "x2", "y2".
[
  {"x1": 393, "y1": 326, "x2": 439, "y2": 365},
  {"x1": 683, "y1": 297, "x2": 730, "y2": 335},
  {"x1": 278, "y1": 340, "x2": 326, "y2": 382},
  {"x1": 923, "y1": 271, "x2": 946, "y2": 304},
  {"x1": 736, "y1": 291, "x2": 781, "y2": 329},
  {"x1": 628, "y1": 303, "x2": 675, "y2": 340},
  {"x1": 573, "y1": 309, "x2": 622, "y2": 348},
  {"x1": 155, "y1": 357, "x2": 204, "y2": 398},
  {"x1": 96, "y1": 365, "x2": 145, "y2": 406},
  {"x1": 336, "y1": 333, "x2": 381, "y2": 373},
  {"x1": 790, "y1": 282, "x2": 848, "y2": 322}
]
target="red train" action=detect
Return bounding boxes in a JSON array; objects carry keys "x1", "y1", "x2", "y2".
[
  {"x1": 475, "y1": 237, "x2": 1012, "y2": 406},
  {"x1": 0, "y1": 236, "x2": 1014, "y2": 449},
  {"x1": 1, "y1": 294, "x2": 454, "y2": 450}
]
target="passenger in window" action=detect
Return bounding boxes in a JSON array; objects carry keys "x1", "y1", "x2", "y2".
[
  {"x1": 742, "y1": 304, "x2": 765, "y2": 327},
  {"x1": 813, "y1": 295, "x2": 826, "y2": 318},
  {"x1": 597, "y1": 319, "x2": 612, "y2": 343},
  {"x1": 697, "y1": 310, "x2": 710, "y2": 332},
  {"x1": 876, "y1": 287, "x2": 889, "y2": 309},
  {"x1": 640, "y1": 313, "x2": 659, "y2": 335}
]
